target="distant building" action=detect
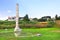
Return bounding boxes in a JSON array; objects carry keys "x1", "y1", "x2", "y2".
[
  {"x1": 8, "y1": 16, "x2": 24, "y2": 21},
  {"x1": 42, "y1": 16, "x2": 51, "y2": 19},
  {"x1": 29, "y1": 18, "x2": 33, "y2": 21},
  {"x1": 38, "y1": 16, "x2": 51, "y2": 22},
  {"x1": 42, "y1": 16, "x2": 51, "y2": 21}
]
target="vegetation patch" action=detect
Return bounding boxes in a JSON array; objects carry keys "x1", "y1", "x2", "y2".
[{"x1": 0, "y1": 28, "x2": 60, "y2": 40}]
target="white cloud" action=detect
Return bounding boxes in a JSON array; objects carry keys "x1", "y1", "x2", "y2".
[
  {"x1": 0, "y1": 16, "x2": 7, "y2": 20},
  {"x1": 0, "y1": 12, "x2": 7, "y2": 20},
  {"x1": 7, "y1": 10, "x2": 12, "y2": 13},
  {"x1": 0, "y1": 17, "x2": 7, "y2": 20},
  {"x1": 0, "y1": 10, "x2": 12, "y2": 20}
]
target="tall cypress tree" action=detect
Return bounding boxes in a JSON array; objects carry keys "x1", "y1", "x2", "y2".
[
  {"x1": 23, "y1": 14, "x2": 30, "y2": 21},
  {"x1": 55, "y1": 14, "x2": 58, "y2": 20}
]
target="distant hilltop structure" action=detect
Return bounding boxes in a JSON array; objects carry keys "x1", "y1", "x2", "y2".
[
  {"x1": 7, "y1": 16, "x2": 33, "y2": 21},
  {"x1": 8, "y1": 16, "x2": 24, "y2": 21}
]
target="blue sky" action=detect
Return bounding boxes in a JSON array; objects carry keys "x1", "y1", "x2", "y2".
[{"x1": 0, "y1": 0, "x2": 60, "y2": 20}]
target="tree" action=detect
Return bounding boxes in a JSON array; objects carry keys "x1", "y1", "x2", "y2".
[
  {"x1": 32, "y1": 18, "x2": 38, "y2": 21},
  {"x1": 23, "y1": 14, "x2": 30, "y2": 21},
  {"x1": 55, "y1": 14, "x2": 58, "y2": 20},
  {"x1": 55, "y1": 14, "x2": 60, "y2": 20},
  {"x1": 38, "y1": 18, "x2": 47, "y2": 22}
]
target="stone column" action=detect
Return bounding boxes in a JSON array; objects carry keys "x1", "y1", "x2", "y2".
[{"x1": 14, "y1": 3, "x2": 21, "y2": 32}]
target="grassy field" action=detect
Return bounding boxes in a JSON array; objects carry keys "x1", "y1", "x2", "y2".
[{"x1": 0, "y1": 28, "x2": 60, "y2": 40}]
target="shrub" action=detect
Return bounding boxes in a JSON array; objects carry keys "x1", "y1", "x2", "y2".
[{"x1": 47, "y1": 21, "x2": 55, "y2": 28}]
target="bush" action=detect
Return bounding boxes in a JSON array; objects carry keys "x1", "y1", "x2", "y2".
[{"x1": 47, "y1": 21, "x2": 55, "y2": 28}]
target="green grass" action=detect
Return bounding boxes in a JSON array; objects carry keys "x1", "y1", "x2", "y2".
[{"x1": 0, "y1": 28, "x2": 60, "y2": 40}]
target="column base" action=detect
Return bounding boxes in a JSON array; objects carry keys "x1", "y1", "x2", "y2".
[{"x1": 14, "y1": 27, "x2": 21, "y2": 32}]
